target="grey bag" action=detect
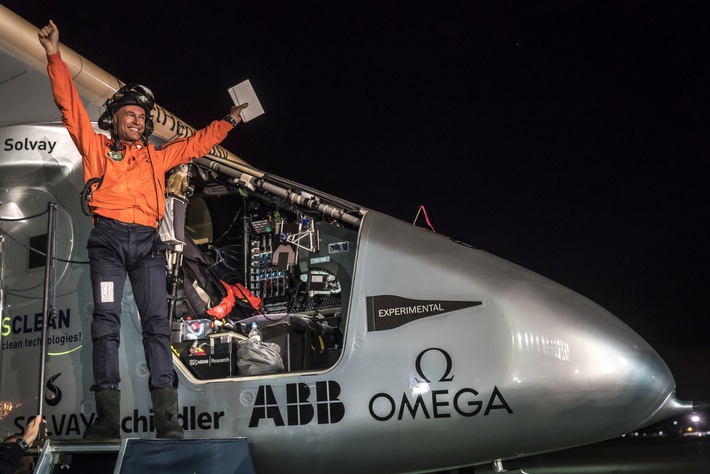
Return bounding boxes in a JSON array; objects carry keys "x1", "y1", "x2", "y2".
[
  {"x1": 158, "y1": 195, "x2": 187, "y2": 245},
  {"x1": 237, "y1": 340, "x2": 285, "y2": 375}
]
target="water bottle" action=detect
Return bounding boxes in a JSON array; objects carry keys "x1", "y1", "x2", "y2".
[{"x1": 248, "y1": 322, "x2": 262, "y2": 343}]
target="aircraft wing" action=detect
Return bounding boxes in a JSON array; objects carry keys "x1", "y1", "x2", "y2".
[
  {"x1": 0, "y1": 6, "x2": 64, "y2": 127},
  {"x1": 0, "y1": 4, "x2": 246, "y2": 164}
]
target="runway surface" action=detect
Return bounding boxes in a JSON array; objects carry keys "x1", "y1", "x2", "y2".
[{"x1": 461, "y1": 436, "x2": 710, "y2": 473}]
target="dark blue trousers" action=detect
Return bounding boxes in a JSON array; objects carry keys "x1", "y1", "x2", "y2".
[{"x1": 87, "y1": 217, "x2": 174, "y2": 391}]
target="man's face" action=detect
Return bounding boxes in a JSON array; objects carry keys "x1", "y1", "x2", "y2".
[{"x1": 113, "y1": 105, "x2": 147, "y2": 143}]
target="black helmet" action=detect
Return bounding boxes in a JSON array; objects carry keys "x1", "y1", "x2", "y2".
[
  {"x1": 98, "y1": 83, "x2": 155, "y2": 141},
  {"x1": 107, "y1": 83, "x2": 154, "y2": 114}
]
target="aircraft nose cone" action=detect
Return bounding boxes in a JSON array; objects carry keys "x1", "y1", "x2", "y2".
[
  {"x1": 581, "y1": 297, "x2": 697, "y2": 427},
  {"x1": 504, "y1": 280, "x2": 682, "y2": 441},
  {"x1": 581, "y1": 313, "x2": 676, "y2": 417}
]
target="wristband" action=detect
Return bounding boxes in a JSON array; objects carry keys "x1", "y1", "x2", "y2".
[{"x1": 223, "y1": 115, "x2": 239, "y2": 128}]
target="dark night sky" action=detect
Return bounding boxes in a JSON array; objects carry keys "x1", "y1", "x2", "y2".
[{"x1": 5, "y1": 1, "x2": 709, "y2": 398}]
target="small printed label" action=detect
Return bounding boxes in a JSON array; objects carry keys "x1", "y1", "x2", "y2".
[
  {"x1": 328, "y1": 242, "x2": 349, "y2": 254},
  {"x1": 100, "y1": 281, "x2": 114, "y2": 303}
]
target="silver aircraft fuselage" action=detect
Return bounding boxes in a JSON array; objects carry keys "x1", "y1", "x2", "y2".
[
  {"x1": 0, "y1": 123, "x2": 686, "y2": 474},
  {"x1": 0, "y1": 5, "x2": 690, "y2": 471}
]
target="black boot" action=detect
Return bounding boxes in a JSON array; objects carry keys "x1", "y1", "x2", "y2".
[
  {"x1": 83, "y1": 389, "x2": 120, "y2": 440},
  {"x1": 151, "y1": 387, "x2": 184, "y2": 438}
]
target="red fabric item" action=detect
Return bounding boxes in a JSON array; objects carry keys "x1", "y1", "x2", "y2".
[
  {"x1": 230, "y1": 282, "x2": 263, "y2": 311},
  {"x1": 206, "y1": 282, "x2": 236, "y2": 319},
  {"x1": 206, "y1": 281, "x2": 263, "y2": 320}
]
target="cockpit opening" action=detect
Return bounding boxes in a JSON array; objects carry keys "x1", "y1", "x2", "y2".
[{"x1": 164, "y1": 162, "x2": 359, "y2": 381}]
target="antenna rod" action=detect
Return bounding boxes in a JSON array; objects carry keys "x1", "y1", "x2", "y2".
[{"x1": 37, "y1": 201, "x2": 58, "y2": 440}]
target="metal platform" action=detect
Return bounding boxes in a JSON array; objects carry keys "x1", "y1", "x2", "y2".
[{"x1": 31, "y1": 437, "x2": 255, "y2": 473}]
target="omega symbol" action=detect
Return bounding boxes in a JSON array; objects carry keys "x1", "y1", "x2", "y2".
[{"x1": 415, "y1": 347, "x2": 454, "y2": 383}]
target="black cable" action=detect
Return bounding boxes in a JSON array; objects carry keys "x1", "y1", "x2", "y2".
[
  {"x1": 0, "y1": 208, "x2": 49, "y2": 221},
  {"x1": 80, "y1": 177, "x2": 103, "y2": 216},
  {"x1": 0, "y1": 228, "x2": 89, "y2": 265},
  {"x1": 213, "y1": 204, "x2": 244, "y2": 245}
]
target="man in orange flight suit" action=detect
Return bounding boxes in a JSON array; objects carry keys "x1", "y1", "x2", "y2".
[{"x1": 38, "y1": 20, "x2": 248, "y2": 439}]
